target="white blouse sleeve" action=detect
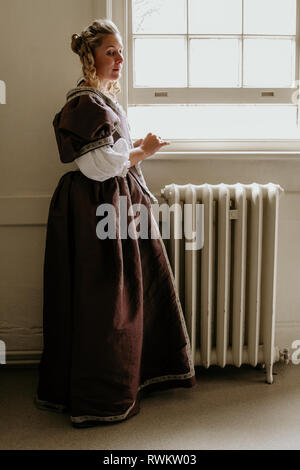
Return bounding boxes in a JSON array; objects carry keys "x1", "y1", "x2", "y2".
[{"x1": 74, "y1": 137, "x2": 131, "y2": 182}]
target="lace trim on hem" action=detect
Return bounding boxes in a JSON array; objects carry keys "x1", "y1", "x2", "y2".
[
  {"x1": 138, "y1": 370, "x2": 194, "y2": 390},
  {"x1": 70, "y1": 399, "x2": 137, "y2": 424},
  {"x1": 70, "y1": 370, "x2": 194, "y2": 423},
  {"x1": 35, "y1": 370, "x2": 195, "y2": 423}
]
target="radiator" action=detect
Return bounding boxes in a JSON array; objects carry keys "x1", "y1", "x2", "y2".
[{"x1": 160, "y1": 182, "x2": 284, "y2": 384}]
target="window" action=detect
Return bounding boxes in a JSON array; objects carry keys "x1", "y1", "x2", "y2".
[
  {"x1": 112, "y1": 0, "x2": 300, "y2": 149},
  {"x1": 129, "y1": 0, "x2": 297, "y2": 103}
]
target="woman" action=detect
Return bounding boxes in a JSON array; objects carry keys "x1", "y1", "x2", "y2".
[{"x1": 35, "y1": 18, "x2": 196, "y2": 428}]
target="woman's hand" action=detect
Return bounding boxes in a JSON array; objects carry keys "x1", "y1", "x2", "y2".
[
  {"x1": 133, "y1": 138, "x2": 144, "y2": 148},
  {"x1": 128, "y1": 133, "x2": 170, "y2": 167},
  {"x1": 140, "y1": 133, "x2": 170, "y2": 158}
]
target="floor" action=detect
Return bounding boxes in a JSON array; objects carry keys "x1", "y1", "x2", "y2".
[{"x1": 0, "y1": 362, "x2": 299, "y2": 450}]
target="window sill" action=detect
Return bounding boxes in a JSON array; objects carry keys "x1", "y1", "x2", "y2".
[
  {"x1": 143, "y1": 139, "x2": 300, "y2": 159},
  {"x1": 147, "y1": 152, "x2": 300, "y2": 162}
]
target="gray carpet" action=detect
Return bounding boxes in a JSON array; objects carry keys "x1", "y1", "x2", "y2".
[{"x1": 0, "y1": 362, "x2": 299, "y2": 450}]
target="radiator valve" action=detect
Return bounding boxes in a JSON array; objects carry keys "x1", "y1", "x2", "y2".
[{"x1": 279, "y1": 348, "x2": 290, "y2": 364}]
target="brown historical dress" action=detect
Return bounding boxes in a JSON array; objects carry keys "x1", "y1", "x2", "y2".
[{"x1": 35, "y1": 82, "x2": 196, "y2": 427}]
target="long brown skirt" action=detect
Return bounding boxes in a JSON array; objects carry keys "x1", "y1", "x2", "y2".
[{"x1": 35, "y1": 169, "x2": 196, "y2": 426}]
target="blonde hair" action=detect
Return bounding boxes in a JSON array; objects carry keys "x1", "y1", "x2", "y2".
[{"x1": 71, "y1": 18, "x2": 122, "y2": 101}]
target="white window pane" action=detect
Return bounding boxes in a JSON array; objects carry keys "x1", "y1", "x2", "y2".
[
  {"x1": 132, "y1": 0, "x2": 187, "y2": 34},
  {"x1": 190, "y1": 39, "x2": 240, "y2": 87},
  {"x1": 128, "y1": 105, "x2": 300, "y2": 139},
  {"x1": 189, "y1": 0, "x2": 242, "y2": 34},
  {"x1": 244, "y1": 0, "x2": 296, "y2": 35},
  {"x1": 134, "y1": 38, "x2": 187, "y2": 87},
  {"x1": 244, "y1": 39, "x2": 294, "y2": 87}
]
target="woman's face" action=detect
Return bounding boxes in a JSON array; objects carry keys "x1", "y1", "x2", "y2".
[{"x1": 93, "y1": 33, "x2": 124, "y2": 86}]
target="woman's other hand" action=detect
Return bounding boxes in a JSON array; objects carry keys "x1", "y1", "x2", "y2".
[
  {"x1": 140, "y1": 133, "x2": 170, "y2": 157},
  {"x1": 133, "y1": 138, "x2": 144, "y2": 148},
  {"x1": 128, "y1": 133, "x2": 170, "y2": 167}
]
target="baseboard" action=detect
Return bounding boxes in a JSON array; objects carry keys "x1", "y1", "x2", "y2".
[
  {"x1": 1, "y1": 322, "x2": 299, "y2": 368},
  {"x1": 1, "y1": 350, "x2": 41, "y2": 367}
]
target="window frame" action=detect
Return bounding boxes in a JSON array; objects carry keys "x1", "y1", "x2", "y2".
[{"x1": 110, "y1": 0, "x2": 300, "y2": 152}]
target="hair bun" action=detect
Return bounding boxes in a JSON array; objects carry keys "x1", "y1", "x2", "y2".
[{"x1": 71, "y1": 33, "x2": 83, "y2": 54}]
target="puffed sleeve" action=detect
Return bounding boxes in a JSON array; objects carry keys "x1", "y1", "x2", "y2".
[
  {"x1": 53, "y1": 93, "x2": 121, "y2": 164},
  {"x1": 74, "y1": 137, "x2": 131, "y2": 181}
]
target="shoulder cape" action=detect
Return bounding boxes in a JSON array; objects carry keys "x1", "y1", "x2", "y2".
[{"x1": 53, "y1": 88, "x2": 121, "y2": 164}]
